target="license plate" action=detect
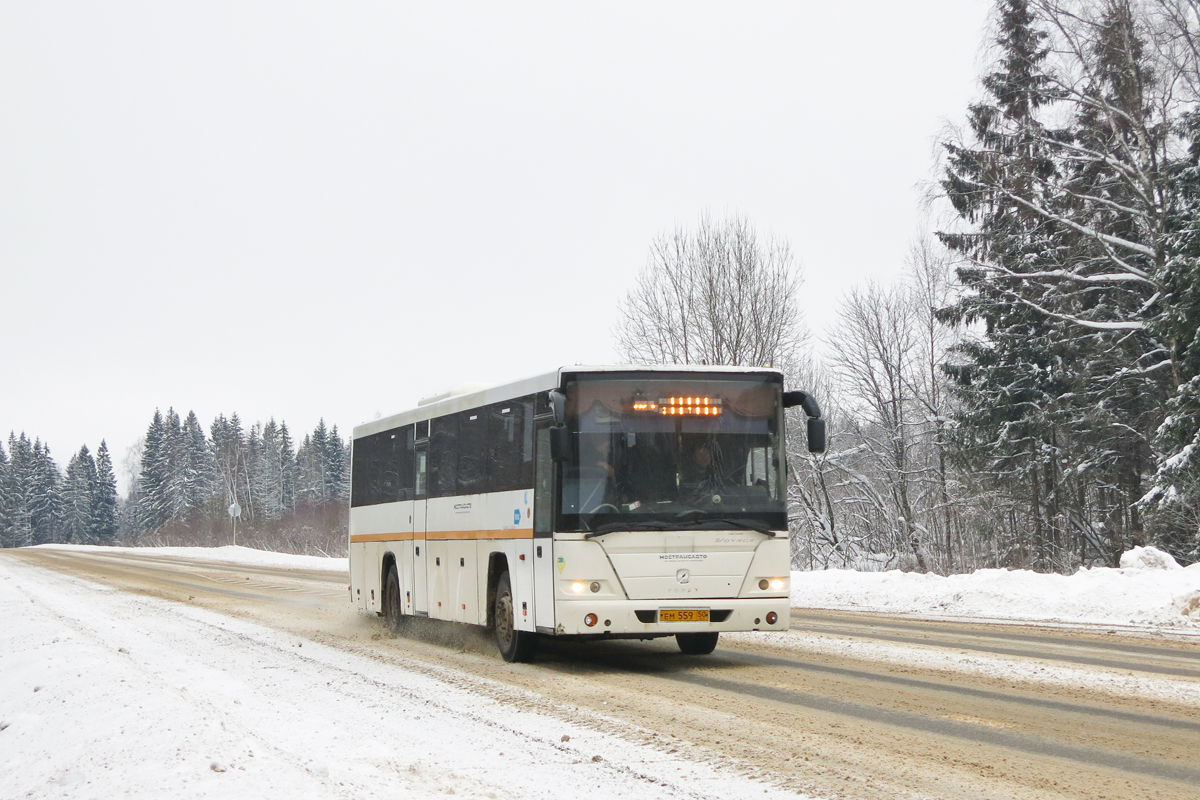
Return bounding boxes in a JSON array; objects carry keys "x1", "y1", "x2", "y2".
[{"x1": 659, "y1": 609, "x2": 710, "y2": 623}]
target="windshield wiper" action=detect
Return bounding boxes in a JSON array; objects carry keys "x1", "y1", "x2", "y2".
[
  {"x1": 585, "y1": 520, "x2": 676, "y2": 537},
  {"x1": 703, "y1": 518, "x2": 774, "y2": 534}
]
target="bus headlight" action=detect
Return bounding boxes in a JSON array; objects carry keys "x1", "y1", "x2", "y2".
[
  {"x1": 590, "y1": 581, "x2": 601, "y2": 593},
  {"x1": 770, "y1": 578, "x2": 785, "y2": 591},
  {"x1": 571, "y1": 582, "x2": 586, "y2": 593}
]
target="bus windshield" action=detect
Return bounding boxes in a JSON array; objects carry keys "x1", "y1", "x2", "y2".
[{"x1": 559, "y1": 373, "x2": 787, "y2": 533}]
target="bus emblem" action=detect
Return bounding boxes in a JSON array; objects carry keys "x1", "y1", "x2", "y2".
[{"x1": 677, "y1": 569, "x2": 690, "y2": 585}]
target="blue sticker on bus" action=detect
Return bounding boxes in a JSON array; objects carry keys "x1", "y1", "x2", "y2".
[{"x1": 514, "y1": 509, "x2": 521, "y2": 525}]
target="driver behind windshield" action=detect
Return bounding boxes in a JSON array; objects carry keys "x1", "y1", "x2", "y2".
[
  {"x1": 582, "y1": 436, "x2": 631, "y2": 510},
  {"x1": 681, "y1": 437, "x2": 725, "y2": 499}
]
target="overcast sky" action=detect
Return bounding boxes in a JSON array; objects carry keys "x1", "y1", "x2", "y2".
[{"x1": 1, "y1": 1, "x2": 991, "y2": 488}]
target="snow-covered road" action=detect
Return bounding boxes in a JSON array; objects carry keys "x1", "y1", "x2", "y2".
[
  {"x1": 4, "y1": 546, "x2": 1200, "y2": 800},
  {"x1": 0, "y1": 555, "x2": 810, "y2": 800}
]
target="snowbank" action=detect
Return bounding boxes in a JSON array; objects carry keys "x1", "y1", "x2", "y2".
[
  {"x1": 792, "y1": 547, "x2": 1200, "y2": 628},
  {"x1": 31, "y1": 543, "x2": 348, "y2": 572}
]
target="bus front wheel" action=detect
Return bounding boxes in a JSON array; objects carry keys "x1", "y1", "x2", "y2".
[
  {"x1": 676, "y1": 632, "x2": 719, "y2": 655},
  {"x1": 494, "y1": 572, "x2": 537, "y2": 663}
]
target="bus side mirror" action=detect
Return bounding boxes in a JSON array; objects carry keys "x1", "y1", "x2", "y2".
[
  {"x1": 548, "y1": 389, "x2": 566, "y2": 426},
  {"x1": 549, "y1": 425, "x2": 572, "y2": 462},
  {"x1": 807, "y1": 418, "x2": 827, "y2": 455},
  {"x1": 784, "y1": 390, "x2": 822, "y2": 419}
]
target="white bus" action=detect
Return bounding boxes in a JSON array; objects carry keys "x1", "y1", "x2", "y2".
[{"x1": 348, "y1": 365, "x2": 825, "y2": 662}]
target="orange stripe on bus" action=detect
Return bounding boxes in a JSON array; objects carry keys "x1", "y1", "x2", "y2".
[
  {"x1": 349, "y1": 529, "x2": 532, "y2": 544},
  {"x1": 349, "y1": 532, "x2": 417, "y2": 543},
  {"x1": 433, "y1": 529, "x2": 533, "y2": 541}
]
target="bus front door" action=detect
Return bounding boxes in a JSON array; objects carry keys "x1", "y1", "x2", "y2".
[
  {"x1": 413, "y1": 444, "x2": 429, "y2": 615},
  {"x1": 532, "y1": 422, "x2": 555, "y2": 632}
]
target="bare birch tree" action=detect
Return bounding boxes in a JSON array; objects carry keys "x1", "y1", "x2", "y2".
[
  {"x1": 614, "y1": 214, "x2": 806, "y2": 369},
  {"x1": 826, "y1": 283, "x2": 931, "y2": 570}
]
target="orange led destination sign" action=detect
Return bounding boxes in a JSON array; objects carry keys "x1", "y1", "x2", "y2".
[{"x1": 631, "y1": 396, "x2": 722, "y2": 416}]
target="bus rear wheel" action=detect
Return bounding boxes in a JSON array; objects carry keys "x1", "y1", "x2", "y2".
[
  {"x1": 676, "y1": 632, "x2": 719, "y2": 655},
  {"x1": 493, "y1": 572, "x2": 537, "y2": 663},
  {"x1": 383, "y1": 564, "x2": 408, "y2": 634}
]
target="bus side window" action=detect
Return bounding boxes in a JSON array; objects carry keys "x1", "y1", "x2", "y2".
[
  {"x1": 458, "y1": 412, "x2": 488, "y2": 494},
  {"x1": 429, "y1": 415, "x2": 458, "y2": 497},
  {"x1": 487, "y1": 396, "x2": 535, "y2": 493},
  {"x1": 398, "y1": 425, "x2": 416, "y2": 500},
  {"x1": 351, "y1": 427, "x2": 407, "y2": 507}
]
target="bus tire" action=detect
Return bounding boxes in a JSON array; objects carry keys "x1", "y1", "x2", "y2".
[
  {"x1": 676, "y1": 632, "x2": 719, "y2": 655},
  {"x1": 494, "y1": 572, "x2": 537, "y2": 662},
  {"x1": 383, "y1": 564, "x2": 407, "y2": 634}
]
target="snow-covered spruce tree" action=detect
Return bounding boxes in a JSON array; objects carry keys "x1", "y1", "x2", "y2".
[
  {"x1": 210, "y1": 413, "x2": 250, "y2": 525},
  {"x1": 251, "y1": 419, "x2": 299, "y2": 522},
  {"x1": 244, "y1": 423, "x2": 263, "y2": 523},
  {"x1": 298, "y1": 420, "x2": 330, "y2": 504},
  {"x1": 939, "y1": 0, "x2": 1191, "y2": 567},
  {"x1": 136, "y1": 410, "x2": 168, "y2": 533},
  {"x1": 326, "y1": 425, "x2": 349, "y2": 503},
  {"x1": 29, "y1": 439, "x2": 62, "y2": 545},
  {"x1": 294, "y1": 420, "x2": 350, "y2": 507},
  {"x1": 92, "y1": 440, "x2": 119, "y2": 544},
  {"x1": 1144, "y1": 106, "x2": 1200, "y2": 558},
  {"x1": 159, "y1": 408, "x2": 194, "y2": 524},
  {"x1": 0, "y1": 440, "x2": 11, "y2": 547},
  {"x1": 180, "y1": 411, "x2": 213, "y2": 520},
  {"x1": 5, "y1": 434, "x2": 35, "y2": 547},
  {"x1": 62, "y1": 445, "x2": 98, "y2": 544},
  {"x1": 940, "y1": 0, "x2": 1088, "y2": 569},
  {"x1": 252, "y1": 420, "x2": 280, "y2": 522},
  {"x1": 1021, "y1": 1, "x2": 1200, "y2": 562},
  {"x1": 278, "y1": 422, "x2": 297, "y2": 514}
]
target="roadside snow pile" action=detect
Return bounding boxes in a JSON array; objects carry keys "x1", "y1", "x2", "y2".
[
  {"x1": 1119, "y1": 544, "x2": 1182, "y2": 570},
  {"x1": 32, "y1": 543, "x2": 348, "y2": 572},
  {"x1": 792, "y1": 546, "x2": 1200, "y2": 628}
]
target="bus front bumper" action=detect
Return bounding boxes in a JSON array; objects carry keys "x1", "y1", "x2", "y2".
[{"x1": 548, "y1": 598, "x2": 791, "y2": 636}]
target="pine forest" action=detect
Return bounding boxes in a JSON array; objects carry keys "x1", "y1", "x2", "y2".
[{"x1": 0, "y1": 414, "x2": 349, "y2": 556}]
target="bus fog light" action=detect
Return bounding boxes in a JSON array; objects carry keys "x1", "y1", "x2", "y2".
[
  {"x1": 590, "y1": 582, "x2": 601, "y2": 593},
  {"x1": 584, "y1": 613, "x2": 598, "y2": 627},
  {"x1": 766, "y1": 611, "x2": 778, "y2": 625},
  {"x1": 758, "y1": 579, "x2": 769, "y2": 590},
  {"x1": 770, "y1": 578, "x2": 785, "y2": 591},
  {"x1": 571, "y1": 582, "x2": 586, "y2": 593}
]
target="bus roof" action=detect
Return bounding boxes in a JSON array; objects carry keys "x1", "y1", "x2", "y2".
[{"x1": 353, "y1": 364, "x2": 786, "y2": 439}]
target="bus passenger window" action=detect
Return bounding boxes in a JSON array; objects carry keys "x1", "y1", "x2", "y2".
[{"x1": 429, "y1": 416, "x2": 458, "y2": 497}]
